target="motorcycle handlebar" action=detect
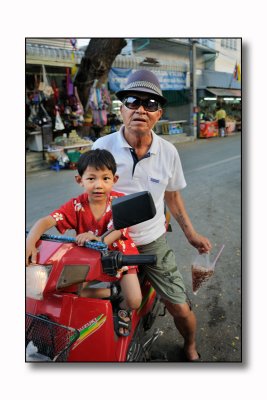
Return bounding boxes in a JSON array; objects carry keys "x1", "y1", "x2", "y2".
[
  {"x1": 102, "y1": 251, "x2": 157, "y2": 277},
  {"x1": 117, "y1": 254, "x2": 157, "y2": 267}
]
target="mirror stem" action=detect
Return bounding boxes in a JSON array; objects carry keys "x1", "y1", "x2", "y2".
[{"x1": 100, "y1": 229, "x2": 115, "y2": 242}]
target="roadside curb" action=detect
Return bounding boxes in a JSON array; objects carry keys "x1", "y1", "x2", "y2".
[{"x1": 160, "y1": 134, "x2": 195, "y2": 145}]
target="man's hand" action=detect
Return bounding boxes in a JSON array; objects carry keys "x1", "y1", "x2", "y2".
[
  {"x1": 188, "y1": 232, "x2": 212, "y2": 254},
  {"x1": 164, "y1": 191, "x2": 212, "y2": 253}
]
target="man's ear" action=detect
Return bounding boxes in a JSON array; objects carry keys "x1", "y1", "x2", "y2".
[
  {"x1": 75, "y1": 175, "x2": 82, "y2": 185},
  {"x1": 158, "y1": 108, "x2": 163, "y2": 119}
]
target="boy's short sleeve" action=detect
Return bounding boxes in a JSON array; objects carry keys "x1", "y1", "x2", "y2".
[{"x1": 50, "y1": 199, "x2": 78, "y2": 234}]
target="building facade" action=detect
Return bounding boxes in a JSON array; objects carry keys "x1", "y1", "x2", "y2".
[{"x1": 26, "y1": 37, "x2": 241, "y2": 145}]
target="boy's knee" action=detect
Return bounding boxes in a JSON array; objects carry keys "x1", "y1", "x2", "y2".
[{"x1": 127, "y1": 296, "x2": 142, "y2": 310}]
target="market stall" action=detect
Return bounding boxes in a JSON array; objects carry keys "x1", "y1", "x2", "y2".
[
  {"x1": 155, "y1": 120, "x2": 187, "y2": 135},
  {"x1": 45, "y1": 130, "x2": 93, "y2": 170},
  {"x1": 199, "y1": 121, "x2": 219, "y2": 138},
  {"x1": 26, "y1": 61, "x2": 117, "y2": 170},
  {"x1": 225, "y1": 117, "x2": 236, "y2": 134},
  {"x1": 197, "y1": 88, "x2": 241, "y2": 138}
]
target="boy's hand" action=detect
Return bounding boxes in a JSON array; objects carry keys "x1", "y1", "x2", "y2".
[
  {"x1": 26, "y1": 245, "x2": 38, "y2": 266},
  {"x1": 76, "y1": 231, "x2": 99, "y2": 246}
]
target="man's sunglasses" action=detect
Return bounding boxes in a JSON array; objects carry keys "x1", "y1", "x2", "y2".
[{"x1": 122, "y1": 96, "x2": 162, "y2": 112}]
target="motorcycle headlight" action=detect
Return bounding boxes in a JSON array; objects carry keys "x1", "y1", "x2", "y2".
[{"x1": 26, "y1": 265, "x2": 52, "y2": 300}]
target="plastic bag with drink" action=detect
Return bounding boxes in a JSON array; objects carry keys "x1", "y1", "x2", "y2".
[{"x1": 191, "y1": 245, "x2": 225, "y2": 294}]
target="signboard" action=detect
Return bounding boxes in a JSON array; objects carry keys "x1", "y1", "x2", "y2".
[{"x1": 108, "y1": 68, "x2": 187, "y2": 93}]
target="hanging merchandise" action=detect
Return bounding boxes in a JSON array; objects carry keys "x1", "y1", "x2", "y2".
[
  {"x1": 38, "y1": 65, "x2": 54, "y2": 98},
  {"x1": 30, "y1": 100, "x2": 52, "y2": 127},
  {"x1": 74, "y1": 87, "x2": 84, "y2": 116},
  {"x1": 70, "y1": 38, "x2": 77, "y2": 50},
  {"x1": 83, "y1": 108, "x2": 93, "y2": 126},
  {"x1": 39, "y1": 103, "x2": 52, "y2": 125},
  {"x1": 71, "y1": 52, "x2": 78, "y2": 80},
  {"x1": 51, "y1": 80, "x2": 59, "y2": 104},
  {"x1": 27, "y1": 103, "x2": 38, "y2": 124},
  {"x1": 88, "y1": 85, "x2": 109, "y2": 127},
  {"x1": 88, "y1": 83, "x2": 99, "y2": 110},
  {"x1": 66, "y1": 88, "x2": 84, "y2": 127},
  {"x1": 66, "y1": 68, "x2": 74, "y2": 96},
  {"x1": 101, "y1": 86, "x2": 112, "y2": 108},
  {"x1": 92, "y1": 108, "x2": 107, "y2": 126},
  {"x1": 68, "y1": 94, "x2": 78, "y2": 111},
  {"x1": 55, "y1": 108, "x2": 65, "y2": 131}
]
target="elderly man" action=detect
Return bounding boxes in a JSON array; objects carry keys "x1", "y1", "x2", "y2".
[{"x1": 92, "y1": 69, "x2": 212, "y2": 361}]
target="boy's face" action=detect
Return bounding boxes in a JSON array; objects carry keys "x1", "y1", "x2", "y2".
[{"x1": 76, "y1": 166, "x2": 118, "y2": 202}]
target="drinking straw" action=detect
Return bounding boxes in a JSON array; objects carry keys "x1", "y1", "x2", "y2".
[{"x1": 211, "y1": 244, "x2": 225, "y2": 268}]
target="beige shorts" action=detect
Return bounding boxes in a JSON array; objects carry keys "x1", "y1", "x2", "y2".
[{"x1": 137, "y1": 234, "x2": 187, "y2": 304}]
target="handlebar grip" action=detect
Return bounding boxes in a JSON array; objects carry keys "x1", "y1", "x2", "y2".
[{"x1": 118, "y1": 254, "x2": 157, "y2": 267}]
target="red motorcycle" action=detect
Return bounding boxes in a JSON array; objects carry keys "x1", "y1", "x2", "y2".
[{"x1": 26, "y1": 191, "x2": 166, "y2": 362}]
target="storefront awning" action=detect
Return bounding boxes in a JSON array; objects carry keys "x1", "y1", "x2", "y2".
[
  {"x1": 26, "y1": 43, "x2": 84, "y2": 67},
  {"x1": 206, "y1": 87, "x2": 241, "y2": 97}
]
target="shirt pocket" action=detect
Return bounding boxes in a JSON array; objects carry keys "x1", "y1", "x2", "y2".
[{"x1": 147, "y1": 175, "x2": 167, "y2": 199}]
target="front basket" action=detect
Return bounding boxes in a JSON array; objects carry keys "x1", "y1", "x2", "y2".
[{"x1": 26, "y1": 313, "x2": 80, "y2": 362}]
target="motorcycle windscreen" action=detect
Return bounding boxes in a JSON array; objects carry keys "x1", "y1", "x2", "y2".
[{"x1": 111, "y1": 191, "x2": 156, "y2": 230}]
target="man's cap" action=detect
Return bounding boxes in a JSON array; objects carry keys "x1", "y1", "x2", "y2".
[{"x1": 116, "y1": 69, "x2": 167, "y2": 106}]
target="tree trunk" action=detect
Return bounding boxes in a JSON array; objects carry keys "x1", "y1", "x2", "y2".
[{"x1": 74, "y1": 38, "x2": 127, "y2": 110}]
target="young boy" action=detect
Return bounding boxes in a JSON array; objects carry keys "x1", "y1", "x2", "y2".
[{"x1": 26, "y1": 149, "x2": 142, "y2": 336}]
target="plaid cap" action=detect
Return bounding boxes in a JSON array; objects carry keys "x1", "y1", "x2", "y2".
[{"x1": 116, "y1": 69, "x2": 167, "y2": 106}]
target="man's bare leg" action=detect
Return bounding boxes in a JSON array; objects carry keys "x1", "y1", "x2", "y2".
[{"x1": 163, "y1": 300, "x2": 199, "y2": 361}]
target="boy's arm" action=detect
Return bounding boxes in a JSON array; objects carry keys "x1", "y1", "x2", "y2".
[
  {"x1": 102, "y1": 230, "x2": 121, "y2": 246},
  {"x1": 26, "y1": 215, "x2": 57, "y2": 266},
  {"x1": 76, "y1": 229, "x2": 122, "y2": 246}
]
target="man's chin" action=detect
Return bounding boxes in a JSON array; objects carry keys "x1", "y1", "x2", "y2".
[{"x1": 128, "y1": 125, "x2": 151, "y2": 134}]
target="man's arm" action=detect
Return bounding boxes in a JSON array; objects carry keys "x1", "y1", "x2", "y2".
[{"x1": 164, "y1": 190, "x2": 212, "y2": 253}]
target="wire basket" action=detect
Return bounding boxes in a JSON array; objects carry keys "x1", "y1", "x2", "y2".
[{"x1": 26, "y1": 313, "x2": 80, "y2": 362}]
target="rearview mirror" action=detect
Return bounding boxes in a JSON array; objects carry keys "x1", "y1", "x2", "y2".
[{"x1": 111, "y1": 191, "x2": 156, "y2": 230}]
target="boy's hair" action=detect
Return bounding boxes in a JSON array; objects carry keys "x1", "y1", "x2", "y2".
[{"x1": 77, "y1": 149, "x2": 117, "y2": 176}]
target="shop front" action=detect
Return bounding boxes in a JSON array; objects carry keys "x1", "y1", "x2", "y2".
[
  {"x1": 197, "y1": 87, "x2": 241, "y2": 138},
  {"x1": 26, "y1": 40, "x2": 119, "y2": 170},
  {"x1": 26, "y1": 41, "x2": 190, "y2": 171}
]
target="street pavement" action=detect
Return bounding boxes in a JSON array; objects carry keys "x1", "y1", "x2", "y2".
[
  {"x1": 151, "y1": 134, "x2": 241, "y2": 362},
  {"x1": 26, "y1": 134, "x2": 241, "y2": 363}
]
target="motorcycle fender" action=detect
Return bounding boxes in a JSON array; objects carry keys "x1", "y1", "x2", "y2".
[{"x1": 67, "y1": 297, "x2": 116, "y2": 362}]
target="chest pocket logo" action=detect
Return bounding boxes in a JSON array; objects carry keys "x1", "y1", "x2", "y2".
[
  {"x1": 150, "y1": 177, "x2": 160, "y2": 184},
  {"x1": 148, "y1": 176, "x2": 166, "y2": 199}
]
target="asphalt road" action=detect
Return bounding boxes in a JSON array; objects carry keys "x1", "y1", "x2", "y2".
[
  {"x1": 26, "y1": 133, "x2": 241, "y2": 362},
  {"x1": 150, "y1": 134, "x2": 241, "y2": 362}
]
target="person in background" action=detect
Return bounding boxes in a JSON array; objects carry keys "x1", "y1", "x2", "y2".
[
  {"x1": 92, "y1": 69, "x2": 212, "y2": 361},
  {"x1": 215, "y1": 104, "x2": 227, "y2": 137}
]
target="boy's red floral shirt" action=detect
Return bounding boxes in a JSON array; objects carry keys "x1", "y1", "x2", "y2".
[{"x1": 50, "y1": 190, "x2": 138, "y2": 257}]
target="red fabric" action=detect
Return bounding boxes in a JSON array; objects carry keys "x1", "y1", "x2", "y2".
[{"x1": 50, "y1": 191, "x2": 139, "y2": 271}]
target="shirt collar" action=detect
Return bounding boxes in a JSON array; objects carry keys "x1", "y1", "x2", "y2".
[{"x1": 119, "y1": 125, "x2": 159, "y2": 155}]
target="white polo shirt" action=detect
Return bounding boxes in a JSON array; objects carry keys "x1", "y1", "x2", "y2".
[{"x1": 92, "y1": 126, "x2": 186, "y2": 245}]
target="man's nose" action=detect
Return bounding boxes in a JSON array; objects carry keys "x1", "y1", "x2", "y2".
[{"x1": 136, "y1": 104, "x2": 146, "y2": 112}]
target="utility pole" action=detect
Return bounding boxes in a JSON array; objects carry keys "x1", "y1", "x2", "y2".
[{"x1": 189, "y1": 39, "x2": 197, "y2": 138}]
